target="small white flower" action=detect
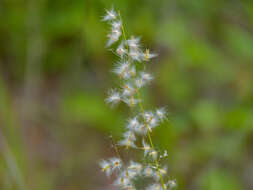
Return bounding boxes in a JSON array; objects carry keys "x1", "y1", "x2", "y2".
[
  {"x1": 99, "y1": 159, "x2": 112, "y2": 176},
  {"x1": 128, "y1": 161, "x2": 143, "y2": 174},
  {"x1": 116, "y1": 42, "x2": 127, "y2": 57},
  {"x1": 129, "y1": 49, "x2": 142, "y2": 62},
  {"x1": 134, "y1": 123, "x2": 148, "y2": 135},
  {"x1": 126, "y1": 117, "x2": 140, "y2": 132},
  {"x1": 141, "y1": 49, "x2": 158, "y2": 61},
  {"x1": 107, "y1": 29, "x2": 121, "y2": 47},
  {"x1": 136, "y1": 72, "x2": 153, "y2": 88},
  {"x1": 141, "y1": 72, "x2": 153, "y2": 82},
  {"x1": 144, "y1": 111, "x2": 159, "y2": 130},
  {"x1": 122, "y1": 83, "x2": 136, "y2": 96},
  {"x1": 156, "y1": 107, "x2": 167, "y2": 121},
  {"x1": 119, "y1": 131, "x2": 136, "y2": 148},
  {"x1": 127, "y1": 36, "x2": 141, "y2": 49},
  {"x1": 149, "y1": 149, "x2": 158, "y2": 160},
  {"x1": 167, "y1": 180, "x2": 177, "y2": 189},
  {"x1": 102, "y1": 7, "x2": 117, "y2": 21},
  {"x1": 127, "y1": 36, "x2": 143, "y2": 62},
  {"x1": 110, "y1": 157, "x2": 122, "y2": 171},
  {"x1": 114, "y1": 174, "x2": 131, "y2": 188},
  {"x1": 111, "y1": 20, "x2": 122, "y2": 30},
  {"x1": 112, "y1": 61, "x2": 130, "y2": 79},
  {"x1": 106, "y1": 89, "x2": 121, "y2": 106}
]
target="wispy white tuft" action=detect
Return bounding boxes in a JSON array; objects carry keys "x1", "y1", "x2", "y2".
[
  {"x1": 107, "y1": 29, "x2": 121, "y2": 47},
  {"x1": 99, "y1": 159, "x2": 112, "y2": 176},
  {"x1": 167, "y1": 180, "x2": 177, "y2": 189},
  {"x1": 116, "y1": 42, "x2": 127, "y2": 57},
  {"x1": 122, "y1": 83, "x2": 136, "y2": 96},
  {"x1": 156, "y1": 107, "x2": 167, "y2": 121},
  {"x1": 102, "y1": 7, "x2": 117, "y2": 21},
  {"x1": 110, "y1": 157, "x2": 122, "y2": 171},
  {"x1": 141, "y1": 49, "x2": 158, "y2": 61},
  {"x1": 119, "y1": 131, "x2": 136, "y2": 148},
  {"x1": 112, "y1": 61, "x2": 130, "y2": 79},
  {"x1": 106, "y1": 89, "x2": 121, "y2": 106}
]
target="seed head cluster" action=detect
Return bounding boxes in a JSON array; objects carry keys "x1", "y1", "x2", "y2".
[{"x1": 100, "y1": 7, "x2": 177, "y2": 190}]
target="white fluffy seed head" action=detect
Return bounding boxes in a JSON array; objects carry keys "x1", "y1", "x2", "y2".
[
  {"x1": 116, "y1": 42, "x2": 127, "y2": 57},
  {"x1": 136, "y1": 72, "x2": 153, "y2": 88},
  {"x1": 134, "y1": 123, "x2": 148, "y2": 135},
  {"x1": 114, "y1": 174, "x2": 131, "y2": 188},
  {"x1": 113, "y1": 61, "x2": 130, "y2": 79},
  {"x1": 128, "y1": 161, "x2": 143, "y2": 173},
  {"x1": 122, "y1": 83, "x2": 136, "y2": 96},
  {"x1": 167, "y1": 180, "x2": 177, "y2": 189},
  {"x1": 107, "y1": 29, "x2": 121, "y2": 47},
  {"x1": 102, "y1": 7, "x2": 117, "y2": 21},
  {"x1": 99, "y1": 159, "x2": 112, "y2": 176},
  {"x1": 110, "y1": 157, "x2": 122, "y2": 171},
  {"x1": 156, "y1": 107, "x2": 167, "y2": 121},
  {"x1": 111, "y1": 20, "x2": 122, "y2": 30},
  {"x1": 141, "y1": 72, "x2": 153, "y2": 82},
  {"x1": 149, "y1": 150, "x2": 158, "y2": 160},
  {"x1": 141, "y1": 49, "x2": 158, "y2": 61},
  {"x1": 126, "y1": 117, "x2": 140, "y2": 131},
  {"x1": 101, "y1": 8, "x2": 175, "y2": 188},
  {"x1": 119, "y1": 131, "x2": 136, "y2": 148},
  {"x1": 127, "y1": 36, "x2": 141, "y2": 49},
  {"x1": 144, "y1": 111, "x2": 159, "y2": 129},
  {"x1": 129, "y1": 49, "x2": 142, "y2": 62},
  {"x1": 106, "y1": 89, "x2": 121, "y2": 106}
]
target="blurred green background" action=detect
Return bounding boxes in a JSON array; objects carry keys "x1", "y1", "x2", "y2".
[{"x1": 0, "y1": 0, "x2": 253, "y2": 189}]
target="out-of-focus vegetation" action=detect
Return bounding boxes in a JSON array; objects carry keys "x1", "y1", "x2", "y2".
[{"x1": 0, "y1": 0, "x2": 253, "y2": 189}]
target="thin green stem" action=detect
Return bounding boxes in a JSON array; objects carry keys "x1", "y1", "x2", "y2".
[
  {"x1": 118, "y1": 11, "x2": 128, "y2": 51},
  {"x1": 118, "y1": 11, "x2": 166, "y2": 190},
  {"x1": 136, "y1": 91, "x2": 166, "y2": 189}
]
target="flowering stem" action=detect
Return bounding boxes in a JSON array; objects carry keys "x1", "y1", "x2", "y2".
[
  {"x1": 136, "y1": 90, "x2": 166, "y2": 190},
  {"x1": 118, "y1": 12, "x2": 166, "y2": 189}
]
